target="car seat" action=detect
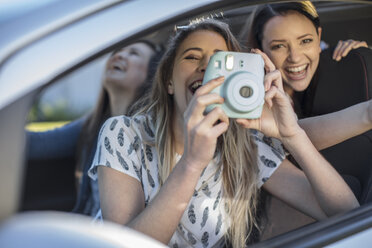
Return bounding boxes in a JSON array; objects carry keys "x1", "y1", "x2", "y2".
[{"x1": 305, "y1": 46, "x2": 372, "y2": 204}]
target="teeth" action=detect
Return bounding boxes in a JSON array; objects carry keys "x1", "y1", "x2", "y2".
[
  {"x1": 287, "y1": 65, "x2": 307, "y2": 72},
  {"x1": 190, "y1": 81, "x2": 202, "y2": 91}
]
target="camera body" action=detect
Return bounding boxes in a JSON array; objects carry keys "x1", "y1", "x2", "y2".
[{"x1": 202, "y1": 51, "x2": 265, "y2": 119}]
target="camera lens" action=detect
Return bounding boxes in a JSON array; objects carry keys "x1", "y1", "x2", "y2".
[{"x1": 239, "y1": 86, "x2": 253, "y2": 98}]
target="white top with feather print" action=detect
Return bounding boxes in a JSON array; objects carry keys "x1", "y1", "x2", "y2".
[{"x1": 88, "y1": 115, "x2": 285, "y2": 248}]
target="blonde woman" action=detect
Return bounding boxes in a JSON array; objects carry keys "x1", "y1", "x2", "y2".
[{"x1": 89, "y1": 19, "x2": 358, "y2": 247}]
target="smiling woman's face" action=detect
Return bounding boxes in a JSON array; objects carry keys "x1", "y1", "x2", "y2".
[
  {"x1": 261, "y1": 11, "x2": 322, "y2": 95},
  {"x1": 169, "y1": 30, "x2": 228, "y2": 118},
  {"x1": 104, "y1": 42, "x2": 154, "y2": 91}
]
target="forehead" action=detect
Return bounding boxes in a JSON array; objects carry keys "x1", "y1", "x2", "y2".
[
  {"x1": 263, "y1": 11, "x2": 317, "y2": 40},
  {"x1": 177, "y1": 30, "x2": 228, "y2": 53},
  {"x1": 116, "y1": 42, "x2": 154, "y2": 55}
]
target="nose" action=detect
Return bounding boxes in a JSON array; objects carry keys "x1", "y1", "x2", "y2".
[
  {"x1": 112, "y1": 50, "x2": 128, "y2": 60},
  {"x1": 287, "y1": 46, "x2": 301, "y2": 63},
  {"x1": 198, "y1": 55, "x2": 211, "y2": 72}
]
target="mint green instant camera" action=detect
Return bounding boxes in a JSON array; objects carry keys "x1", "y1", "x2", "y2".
[{"x1": 202, "y1": 51, "x2": 265, "y2": 119}]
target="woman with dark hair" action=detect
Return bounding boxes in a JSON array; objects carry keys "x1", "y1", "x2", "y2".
[
  {"x1": 242, "y1": 0, "x2": 371, "y2": 150},
  {"x1": 27, "y1": 40, "x2": 163, "y2": 216},
  {"x1": 241, "y1": 1, "x2": 372, "y2": 238},
  {"x1": 89, "y1": 19, "x2": 358, "y2": 247}
]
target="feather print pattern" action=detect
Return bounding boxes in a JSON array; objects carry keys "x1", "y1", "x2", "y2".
[
  {"x1": 117, "y1": 128, "x2": 124, "y2": 146},
  {"x1": 132, "y1": 161, "x2": 142, "y2": 179},
  {"x1": 104, "y1": 137, "x2": 113, "y2": 155},
  {"x1": 201, "y1": 232, "x2": 209, "y2": 248},
  {"x1": 147, "y1": 169, "x2": 155, "y2": 188},
  {"x1": 89, "y1": 115, "x2": 284, "y2": 247},
  {"x1": 214, "y1": 167, "x2": 222, "y2": 182},
  {"x1": 201, "y1": 207, "x2": 209, "y2": 228},
  {"x1": 213, "y1": 190, "x2": 221, "y2": 210},
  {"x1": 260, "y1": 155, "x2": 277, "y2": 168},
  {"x1": 123, "y1": 116, "x2": 130, "y2": 127},
  {"x1": 116, "y1": 150, "x2": 129, "y2": 170},
  {"x1": 187, "y1": 232, "x2": 197, "y2": 245},
  {"x1": 110, "y1": 118, "x2": 118, "y2": 130},
  {"x1": 128, "y1": 135, "x2": 140, "y2": 155},
  {"x1": 215, "y1": 213, "x2": 222, "y2": 235},
  {"x1": 145, "y1": 145, "x2": 153, "y2": 161},
  {"x1": 188, "y1": 204, "x2": 196, "y2": 224},
  {"x1": 201, "y1": 181, "x2": 211, "y2": 197}
]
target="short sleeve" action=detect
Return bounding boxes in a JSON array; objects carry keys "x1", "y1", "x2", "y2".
[
  {"x1": 251, "y1": 130, "x2": 286, "y2": 188},
  {"x1": 88, "y1": 116, "x2": 142, "y2": 183}
]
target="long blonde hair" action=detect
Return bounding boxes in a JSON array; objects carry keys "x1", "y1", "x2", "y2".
[{"x1": 136, "y1": 19, "x2": 260, "y2": 247}]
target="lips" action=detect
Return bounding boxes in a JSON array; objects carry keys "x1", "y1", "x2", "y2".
[
  {"x1": 110, "y1": 61, "x2": 127, "y2": 72},
  {"x1": 284, "y1": 64, "x2": 308, "y2": 80},
  {"x1": 189, "y1": 80, "x2": 203, "y2": 94}
]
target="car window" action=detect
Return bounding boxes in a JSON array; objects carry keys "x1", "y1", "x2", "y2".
[
  {"x1": 17, "y1": 0, "x2": 372, "y2": 246},
  {"x1": 26, "y1": 55, "x2": 108, "y2": 131}
]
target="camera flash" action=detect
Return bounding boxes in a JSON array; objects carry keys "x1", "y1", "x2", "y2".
[{"x1": 225, "y1": 54, "x2": 234, "y2": 70}]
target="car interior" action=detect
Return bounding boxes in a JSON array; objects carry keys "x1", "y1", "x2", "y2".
[{"x1": 3, "y1": 0, "x2": 372, "y2": 246}]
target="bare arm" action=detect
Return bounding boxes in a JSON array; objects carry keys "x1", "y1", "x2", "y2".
[
  {"x1": 263, "y1": 130, "x2": 360, "y2": 220},
  {"x1": 299, "y1": 99, "x2": 372, "y2": 150},
  {"x1": 238, "y1": 49, "x2": 359, "y2": 219},
  {"x1": 98, "y1": 159, "x2": 201, "y2": 244}
]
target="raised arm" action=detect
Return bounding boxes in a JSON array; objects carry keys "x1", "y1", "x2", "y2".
[
  {"x1": 26, "y1": 118, "x2": 83, "y2": 160},
  {"x1": 299, "y1": 99, "x2": 372, "y2": 150},
  {"x1": 237, "y1": 49, "x2": 359, "y2": 219},
  {"x1": 263, "y1": 131, "x2": 359, "y2": 220}
]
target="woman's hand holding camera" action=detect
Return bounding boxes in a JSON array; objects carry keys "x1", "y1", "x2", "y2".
[
  {"x1": 181, "y1": 76, "x2": 229, "y2": 173},
  {"x1": 237, "y1": 49, "x2": 303, "y2": 143}
]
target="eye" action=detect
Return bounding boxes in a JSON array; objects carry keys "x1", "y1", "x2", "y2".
[
  {"x1": 184, "y1": 55, "x2": 200, "y2": 60},
  {"x1": 302, "y1": 38, "x2": 313, "y2": 44},
  {"x1": 130, "y1": 49, "x2": 139, "y2": 56},
  {"x1": 271, "y1": 44, "x2": 284, "y2": 50}
]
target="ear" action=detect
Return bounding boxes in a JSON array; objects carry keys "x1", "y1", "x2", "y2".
[
  {"x1": 168, "y1": 81, "x2": 174, "y2": 95},
  {"x1": 317, "y1": 27, "x2": 322, "y2": 53}
]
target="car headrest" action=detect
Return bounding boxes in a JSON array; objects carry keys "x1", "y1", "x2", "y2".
[{"x1": 310, "y1": 47, "x2": 372, "y2": 116}]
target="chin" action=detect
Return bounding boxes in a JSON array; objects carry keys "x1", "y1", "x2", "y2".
[{"x1": 286, "y1": 79, "x2": 312, "y2": 93}]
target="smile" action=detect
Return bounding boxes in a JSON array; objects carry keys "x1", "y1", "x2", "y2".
[
  {"x1": 189, "y1": 80, "x2": 203, "y2": 94},
  {"x1": 286, "y1": 64, "x2": 308, "y2": 73}
]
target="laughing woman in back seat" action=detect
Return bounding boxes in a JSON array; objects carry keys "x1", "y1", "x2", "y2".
[
  {"x1": 243, "y1": 0, "x2": 372, "y2": 153},
  {"x1": 27, "y1": 40, "x2": 162, "y2": 216}
]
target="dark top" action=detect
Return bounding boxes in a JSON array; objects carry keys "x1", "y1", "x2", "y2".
[{"x1": 27, "y1": 117, "x2": 100, "y2": 216}]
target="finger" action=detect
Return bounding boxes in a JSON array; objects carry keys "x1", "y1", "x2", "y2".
[
  {"x1": 251, "y1": 48, "x2": 276, "y2": 73},
  {"x1": 186, "y1": 93, "x2": 224, "y2": 119},
  {"x1": 210, "y1": 121, "x2": 229, "y2": 138},
  {"x1": 236, "y1": 118, "x2": 260, "y2": 130},
  {"x1": 335, "y1": 41, "x2": 350, "y2": 61},
  {"x1": 333, "y1": 40, "x2": 343, "y2": 60},
  {"x1": 197, "y1": 76, "x2": 224, "y2": 95},
  {"x1": 264, "y1": 85, "x2": 280, "y2": 108},
  {"x1": 264, "y1": 69, "x2": 283, "y2": 91},
  {"x1": 202, "y1": 106, "x2": 229, "y2": 128},
  {"x1": 349, "y1": 41, "x2": 368, "y2": 50},
  {"x1": 340, "y1": 40, "x2": 358, "y2": 57}
]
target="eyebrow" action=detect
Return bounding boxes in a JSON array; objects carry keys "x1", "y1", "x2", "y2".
[
  {"x1": 270, "y1": 33, "x2": 314, "y2": 43},
  {"x1": 181, "y1": 47, "x2": 223, "y2": 55}
]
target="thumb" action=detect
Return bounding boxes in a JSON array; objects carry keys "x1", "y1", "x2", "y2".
[{"x1": 236, "y1": 118, "x2": 261, "y2": 131}]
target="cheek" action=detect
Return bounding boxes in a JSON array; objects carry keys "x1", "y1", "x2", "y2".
[{"x1": 266, "y1": 51, "x2": 284, "y2": 69}]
